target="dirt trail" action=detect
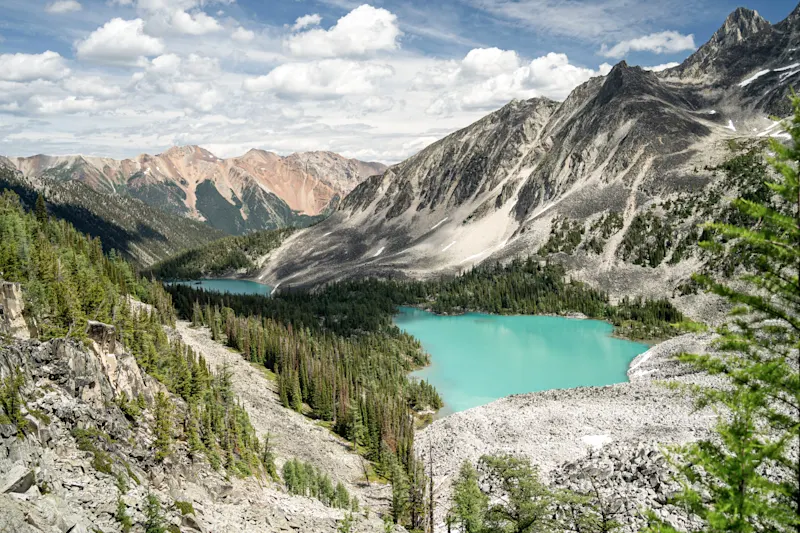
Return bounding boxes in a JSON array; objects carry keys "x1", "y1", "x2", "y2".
[{"x1": 173, "y1": 321, "x2": 391, "y2": 512}]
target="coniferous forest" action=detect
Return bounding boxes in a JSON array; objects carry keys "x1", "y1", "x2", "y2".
[{"x1": 0, "y1": 190, "x2": 270, "y2": 477}]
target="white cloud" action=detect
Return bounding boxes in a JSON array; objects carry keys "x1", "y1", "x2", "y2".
[
  {"x1": 231, "y1": 26, "x2": 255, "y2": 42},
  {"x1": 76, "y1": 18, "x2": 165, "y2": 65},
  {"x1": 169, "y1": 10, "x2": 222, "y2": 35},
  {"x1": 643, "y1": 62, "x2": 680, "y2": 72},
  {"x1": 426, "y1": 50, "x2": 611, "y2": 115},
  {"x1": 461, "y1": 48, "x2": 521, "y2": 78},
  {"x1": 286, "y1": 5, "x2": 401, "y2": 58},
  {"x1": 243, "y1": 59, "x2": 394, "y2": 100},
  {"x1": 129, "y1": 53, "x2": 222, "y2": 112},
  {"x1": 600, "y1": 31, "x2": 695, "y2": 58},
  {"x1": 46, "y1": 0, "x2": 82, "y2": 13},
  {"x1": 0, "y1": 51, "x2": 70, "y2": 82},
  {"x1": 29, "y1": 95, "x2": 118, "y2": 114},
  {"x1": 292, "y1": 14, "x2": 322, "y2": 32},
  {"x1": 63, "y1": 76, "x2": 122, "y2": 98}
]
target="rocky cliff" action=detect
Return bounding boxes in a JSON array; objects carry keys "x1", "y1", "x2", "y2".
[
  {"x1": 0, "y1": 317, "x2": 397, "y2": 532},
  {"x1": 8, "y1": 148, "x2": 386, "y2": 236}
]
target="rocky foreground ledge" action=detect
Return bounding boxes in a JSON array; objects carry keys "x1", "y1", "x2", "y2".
[{"x1": 417, "y1": 333, "x2": 718, "y2": 532}]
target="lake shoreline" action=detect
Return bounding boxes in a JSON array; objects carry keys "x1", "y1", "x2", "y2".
[
  {"x1": 396, "y1": 306, "x2": 649, "y2": 415},
  {"x1": 416, "y1": 331, "x2": 718, "y2": 528}
]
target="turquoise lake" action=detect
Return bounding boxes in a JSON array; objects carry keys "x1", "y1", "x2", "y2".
[
  {"x1": 394, "y1": 307, "x2": 649, "y2": 414},
  {"x1": 171, "y1": 279, "x2": 272, "y2": 296}
]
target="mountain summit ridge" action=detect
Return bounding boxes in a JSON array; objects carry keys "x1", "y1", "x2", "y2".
[
  {"x1": 254, "y1": 3, "x2": 800, "y2": 301},
  {"x1": 8, "y1": 147, "x2": 386, "y2": 235}
]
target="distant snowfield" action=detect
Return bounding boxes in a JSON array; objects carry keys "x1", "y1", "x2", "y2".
[
  {"x1": 442, "y1": 241, "x2": 456, "y2": 252},
  {"x1": 727, "y1": 119, "x2": 737, "y2": 132},
  {"x1": 372, "y1": 247, "x2": 385, "y2": 258}
]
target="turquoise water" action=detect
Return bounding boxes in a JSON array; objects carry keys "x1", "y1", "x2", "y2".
[
  {"x1": 394, "y1": 307, "x2": 649, "y2": 414},
  {"x1": 171, "y1": 279, "x2": 272, "y2": 296}
]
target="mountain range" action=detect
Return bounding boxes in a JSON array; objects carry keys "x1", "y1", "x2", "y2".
[
  {"x1": 255, "y1": 4, "x2": 800, "y2": 302},
  {"x1": 6, "y1": 147, "x2": 386, "y2": 236}
]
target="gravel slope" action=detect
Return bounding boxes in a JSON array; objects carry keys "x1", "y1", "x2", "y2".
[
  {"x1": 417, "y1": 332, "x2": 719, "y2": 530},
  {"x1": 174, "y1": 321, "x2": 392, "y2": 513}
]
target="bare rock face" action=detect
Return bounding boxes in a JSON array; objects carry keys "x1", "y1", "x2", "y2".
[
  {"x1": 86, "y1": 321, "x2": 116, "y2": 354},
  {"x1": 672, "y1": 7, "x2": 771, "y2": 82},
  {"x1": 256, "y1": 3, "x2": 800, "y2": 312},
  {"x1": 0, "y1": 281, "x2": 29, "y2": 339},
  {"x1": 7, "y1": 148, "x2": 387, "y2": 235}
]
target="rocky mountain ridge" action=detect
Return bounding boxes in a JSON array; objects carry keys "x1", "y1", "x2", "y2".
[
  {"x1": 255, "y1": 3, "x2": 800, "y2": 315},
  {"x1": 0, "y1": 164, "x2": 224, "y2": 267},
  {"x1": 8, "y1": 147, "x2": 386, "y2": 236}
]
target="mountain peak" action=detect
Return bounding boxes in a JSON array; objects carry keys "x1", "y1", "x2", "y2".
[
  {"x1": 161, "y1": 145, "x2": 217, "y2": 160},
  {"x1": 669, "y1": 6, "x2": 771, "y2": 81},
  {"x1": 711, "y1": 7, "x2": 769, "y2": 48}
]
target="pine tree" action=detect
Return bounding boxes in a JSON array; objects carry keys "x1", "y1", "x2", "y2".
[
  {"x1": 451, "y1": 461, "x2": 488, "y2": 533},
  {"x1": 479, "y1": 454, "x2": 558, "y2": 533},
  {"x1": 35, "y1": 194, "x2": 47, "y2": 224},
  {"x1": 153, "y1": 392, "x2": 173, "y2": 461},
  {"x1": 391, "y1": 464, "x2": 409, "y2": 525},
  {"x1": 647, "y1": 96, "x2": 800, "y2": 532}
]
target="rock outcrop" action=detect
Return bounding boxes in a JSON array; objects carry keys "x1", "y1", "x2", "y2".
[
  {"x1": 0, "y1": 281, "x2": 29, "y2": 340},
  {"x1": 0, "y1": 327, "x2": 397, "y2": 532}
]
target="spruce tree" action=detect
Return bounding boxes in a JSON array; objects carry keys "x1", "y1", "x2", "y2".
[
  {"x1": 34, "y1": 194, "x2": 47, "y2": 224},
  {"x1": 647, "y1": 97, "x2": 800, "y2": 531},
  {"x1": 144, "y1": 493, "x2": 166, "y2": 533},
  {"x1": 153, "y1": 392, "x2": 173, "y2": 461},
  {"x1": 451, "y1": 460, "x2": 488, "y2": 533},
  {"x1": 391, "y1": 464, "x2": 410, "y2": 525}
]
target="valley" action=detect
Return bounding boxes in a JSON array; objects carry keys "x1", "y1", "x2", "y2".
[{"x1": 1, "y1": 2, "x2": 799, "y2": 533}]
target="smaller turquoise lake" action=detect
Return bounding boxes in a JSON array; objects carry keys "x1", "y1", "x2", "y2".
[
  {"x1": 394, "y1": 307, "x2": 649, "y2": 414},
  {"x1": 170, "y1": 279, "x2": 272, "y2": 296}
]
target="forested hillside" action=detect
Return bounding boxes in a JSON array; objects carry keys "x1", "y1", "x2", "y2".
[
  {"x1": 0, "y1": 189, "x2": 270, "y2": 477},
  {"x1": 0, "y1": 165, "x2": 224, "y2": 268},
  {"x1": 146, "y1": 227, "x2": 295, "y2": 279}
]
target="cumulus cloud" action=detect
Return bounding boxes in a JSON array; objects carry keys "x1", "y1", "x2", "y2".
[
  {"x1": 45, "y1": 0, "x2": 82, "y2": 13},
  {"x1": 292, "y1": 14, "x2": 322, "y2": 31},
  {"x1": 643, "y1": 62, "x2": 680, "y2": 72},
  {"x1": 231, "y1": 26, "x2": 255, "y2": 42},
  {"x1": 243, "y1": 59, "x2": 394, "y2": 100},
  {"x1": 600, "y1": 31, "x2": 695, "y2": 58},
  {"x1": 76, "y1": 18, "x2": 164, "y2": 65},
  {"x1": 461, "y1": 48, "x2": 521, "y2": 78},
  {"x1": 63, "y1": 76, "x2": 122, "y2": 98},
  {"x1": 286, "y1": 5, "x2": 401, "y2": 58},
  {"x1": 0, "y1": 51, "x2": 70, "y2": 82},
  {"x1": 168, "y1": 10, "x2": 222, "y2": 35},
  {"x1": 130, "y1": 53, "x2": 222, "y2": 112},
  {"x1": 426, "y1": 50, "x2": 611, "y2": 115}
]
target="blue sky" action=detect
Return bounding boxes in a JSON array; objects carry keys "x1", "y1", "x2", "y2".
[{"x1": 0, "y1": 0, "x2": 797, "y2": 162}]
